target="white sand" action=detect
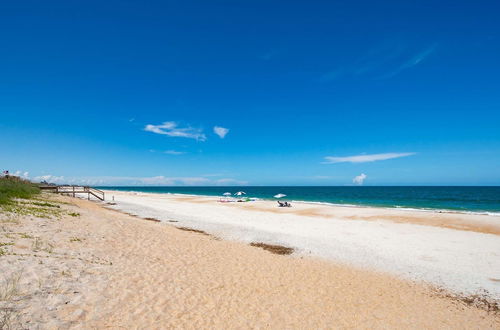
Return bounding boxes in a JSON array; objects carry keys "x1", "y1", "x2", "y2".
[{"x1": 104, "y1": 190, "x2": 500, "y2": 300}]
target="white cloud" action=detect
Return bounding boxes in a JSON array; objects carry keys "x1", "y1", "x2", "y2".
[
  {"x1": 1, "y1": 170, "x2": 30, "y2": 179},
  {"x1": 214, "y1": 178, "x2": 248, "y2": 186},
  {"x1": 163, "y1": 150, "x2": 186, "y2": 155},
  {"x1": 131, "y1": 176, "x2": 211, "y2": 186},
  {"x1": 144, "y1": 121, "x2": 206, "y2": 141},
  {"x1": 34, "y1": 175, "x2": 65, "y2": 184},
  {"x1": 29, "y1": 174, "x2": 247, "y2": 186},
  {"x1": 213, "y1": 126, "x2": 229, "y2": 139},
  {"x1": 136, "y1": 176, "x2": 248, "y2": 186},
  {"x1": 136, "y1": 176, "x2": 236, "y2": 186},
  {"x1": 10, "y1": 170, "x2": 30, "y2": 179},
  {"x1": 324, "y1": 152, "x2": 415, "y2": 164},
  {"x1": 177, "y1": 177, "x2": 211, "y2": 186},
  {"x1": 139, "y1": 176, "x2": 176, "y2": 185},
  {"x1": 353, "y1": 173, "x2": 367, "y2": 185}
]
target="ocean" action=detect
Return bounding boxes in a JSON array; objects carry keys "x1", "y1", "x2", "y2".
[{"x1": 98, "y1": 186, "x2": 500, "y2": 214}]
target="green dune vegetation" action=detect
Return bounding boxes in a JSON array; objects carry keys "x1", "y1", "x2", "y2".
[
  {"x1": 0, "y1": 177, "x2": 79, "y2": 221},
  {"x1": 0, "y1": 176, "x2": 40, "y2": 205}
]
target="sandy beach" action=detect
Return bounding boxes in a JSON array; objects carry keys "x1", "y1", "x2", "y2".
[
  {"x1": 105, "y1": 190, "x2": 500, "y2": 300},
  {"x1": 1, "y1": 192, "x2": 499, "y2": 328},
  {"x1": 4, "y1": 0, "x2": 500, "y2": 327}
]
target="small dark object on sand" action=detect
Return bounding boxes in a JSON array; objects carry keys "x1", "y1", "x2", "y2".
[
  {"x1": 177, "y1": 227, "x2": 210, "y2": 235},
  {"x1": 277, "y1": 201, "x2": 292, "y2": 207},
  {"x1": 144, "y1": 217, "x2": 161, "y2": 222},
  {"x1": 250, "y1": 242, "x2": 294, "y2": 255}
]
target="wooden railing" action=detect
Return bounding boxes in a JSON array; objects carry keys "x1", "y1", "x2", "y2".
[{"x1": 39, "y1": 185, "x2": 105, "y2": 201}]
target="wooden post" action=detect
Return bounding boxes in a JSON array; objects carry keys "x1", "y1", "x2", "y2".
[{"x1": 73, "y1": 186, "x2": 75, "y2": 197}]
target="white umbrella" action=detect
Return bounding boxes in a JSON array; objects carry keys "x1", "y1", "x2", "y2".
[
  {"x1": 274, "y1": 193, "x2": 286, "y2": 198},
  {"x1": 234, "y1": 191, "x2": 246, "y2": 196},
  {"x1": 223, "y1": 192, "x2": 232, "y2": 196}
]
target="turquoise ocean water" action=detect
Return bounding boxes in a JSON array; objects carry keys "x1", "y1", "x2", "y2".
[{"x1": 99, "y1": 186, "x2": 500, "y2": 215}]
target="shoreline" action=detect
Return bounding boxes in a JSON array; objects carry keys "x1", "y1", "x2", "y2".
[
  {"x1": 102, "y1": 189, "x2": 500, "y2": 235},
  {"x1": 101, "y1": 190, "x2": 500, "y2": 301},
  {"x1": 100, "y1": 188, "x2": 500, "y2": 216}
]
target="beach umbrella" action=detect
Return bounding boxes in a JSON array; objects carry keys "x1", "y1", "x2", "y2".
[
  {"x1": 234, "y1": 191, "x2": 246, "y2": 196},
  {"x1": 274, "y1": 193, "x2": 286, "y2": 199},
  {"x1": 223, "y1": 192, "x2": 232, "y2": 196}
]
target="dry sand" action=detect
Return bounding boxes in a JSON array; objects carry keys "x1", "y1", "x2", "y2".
[
  {"x1": 0, "y1": 193, "x2": 499, "y2": 329},
  {"x1": 104, "y1": 190, "x2": 500, "y2": 300}
]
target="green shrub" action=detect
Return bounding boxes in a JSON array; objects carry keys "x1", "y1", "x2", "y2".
[{"x1": 0, "y1": 176, "x2": 40, "y2": 205}]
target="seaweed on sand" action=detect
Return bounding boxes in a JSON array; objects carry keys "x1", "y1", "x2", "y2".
[{"x1": 250, "y1": 242, "x2": 294, "y2": 255}]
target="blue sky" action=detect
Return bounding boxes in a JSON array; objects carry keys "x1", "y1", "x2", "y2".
[{"x1": 1, "y1": 0, "x2": 499, "y2": 186}]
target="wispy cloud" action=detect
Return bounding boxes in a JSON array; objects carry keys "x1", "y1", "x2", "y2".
[
  {"x1": 144, "y1": 121, "x2": 206, "y2": 141},
  {"x1": 148, "y1": 149, "x2": 186, "y2": 155},
  {"x1": 31, "y1": 174, "x2": 247, "y2": 186},
  {"x1": 377, "y1": 44, "x2": 437, "y2": 79},
  {"x1": 163, "y1": 150, "x2": 186, "y2": 155},
  {"x1": 324, "y1": 152, "x2": 415, "y2": 164},
  {"x1": 214, "y1": 178, "x2": 248, "y2": 185},
  {"x1": 353, "y1": 173, "x2": 367, "y2": 185},
  {"x1": 320, "y1": 43, "x2": 437, "y2": 82},
  {"x1": 213, "y1": 126, "x2": 229, "y2": 139},
  {"x1": 140, "y1": 176, "x2": 210, "y2": 186}
]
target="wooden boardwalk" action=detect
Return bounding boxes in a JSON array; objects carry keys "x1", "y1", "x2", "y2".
[{"x1": 39, "y1": 185, "x2": 105, "y2": 201}]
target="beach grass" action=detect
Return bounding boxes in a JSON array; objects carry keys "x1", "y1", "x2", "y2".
[
  {"x1": 0, "y1": 176, "x2": 40, "y2": 205},
  {"x1": 0, "y1": 271, "x2": 23, "y2": 329},
  {"x1": 0, "y1": 177, "x2": 72, "y2": 220}
]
